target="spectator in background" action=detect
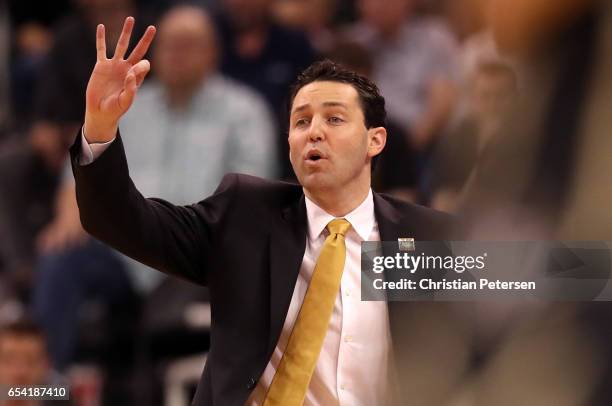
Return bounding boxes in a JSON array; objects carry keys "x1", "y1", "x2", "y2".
[
  {"x1": 33, "y1": 4, "x2": 276, "y2": 372},
  {"x1": 430, "y1": 60, "x2": 517, "y2": 212},
  {"x1": 454, "y1": 0, "x2": 517, "y2": 119},
  {"x1": 346, "y1": 0, "x2": 459, "y2": 152},
  {"x1": 10, "y1": 23, "x2": 52, "y2": 130},
  {"x1": 272, "y1": 0, "x2": 339, "y2": 53},
  {"x1": 0, "y1": 319, "x2": 71, "y2": 406},
  {"x1": 0, "y1": 0, "x2": 9, "y2": 137},
  {"x1": 217, "y1": 0, "x2": 316, "y2": 179},
  {"x1": 0, "y1": 131, "x2": 58, "y2": 299}
]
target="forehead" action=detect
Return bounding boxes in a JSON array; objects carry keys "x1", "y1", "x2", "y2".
[{"x1": 292, "y1": 81, "x2": 360, "y2": 112}]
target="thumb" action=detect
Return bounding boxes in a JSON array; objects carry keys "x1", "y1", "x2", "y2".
[
  {"x1": 118, "y1": 72, "x2": 137, "y2": 112},
  {"x1": 131, "y1": 59, "x2": 151, "y2": 87}
]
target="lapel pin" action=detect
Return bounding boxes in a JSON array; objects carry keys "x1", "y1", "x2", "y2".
[{"x1": 398, "y1": 237, "x2": 415, "y2": 251}]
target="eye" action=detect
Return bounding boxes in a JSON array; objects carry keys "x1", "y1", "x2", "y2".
[
  {"x1": 295, "y1": 118, "x2": 310, "y2": 128},
  {"x1": 328, "y1": 116, "x2": 344, "y2": 125}
]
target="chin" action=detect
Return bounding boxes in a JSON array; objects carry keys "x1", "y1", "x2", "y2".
[{"x1": 300, "y1": 172, "x2": 336, "y2": 191}]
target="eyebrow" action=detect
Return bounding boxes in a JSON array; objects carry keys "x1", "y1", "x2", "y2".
[{"x1": 291, "y1": 101, "x2": 349, "y2": 116}]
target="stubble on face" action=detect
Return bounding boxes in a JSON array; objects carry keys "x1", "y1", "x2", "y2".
[{"x1": 288, "y1": 81, "x2": 372, "y2": 198}]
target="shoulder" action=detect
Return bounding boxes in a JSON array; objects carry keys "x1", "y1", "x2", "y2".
[
  {"x1": 375, "y1": 192, "x2": 455, "y2": 238},
  {"x1": 216, "y1": 173, "x2": 303, "y2": 208},
  {"x1": 386, "y1": 194, "x2": 452, "y2": 223}
]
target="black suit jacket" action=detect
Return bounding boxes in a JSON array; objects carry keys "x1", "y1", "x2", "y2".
[{"x1": 70, "y1": 133, "x2": 452, "y2": 406}]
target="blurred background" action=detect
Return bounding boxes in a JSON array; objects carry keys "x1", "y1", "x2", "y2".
[{"x1": 1, "y1": 0, "x2": 611, "y2": 404}]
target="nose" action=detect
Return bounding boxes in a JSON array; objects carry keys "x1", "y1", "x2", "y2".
[{"x1": 307, "y1": 117, "x2": 325, "y2": 143}]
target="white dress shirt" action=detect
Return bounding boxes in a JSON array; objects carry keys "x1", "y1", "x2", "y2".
[
  {"x1": 247, "y1": 190, "x2": 392, "y2": 406},
  {"x1": 81, "y1": 136, "x2": 392, "y2": 405}
]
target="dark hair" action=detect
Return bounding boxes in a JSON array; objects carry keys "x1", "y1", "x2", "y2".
[
  {"x1": 289, "y1": 59, "x2": 387, "y2": 129},
  {"x1": 0, "y1": 319, "x2": 46, "y2": 343}
]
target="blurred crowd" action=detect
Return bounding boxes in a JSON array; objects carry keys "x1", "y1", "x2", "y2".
[{"x1": 1, "y1": 0, "x2": 611, "y2": 404}]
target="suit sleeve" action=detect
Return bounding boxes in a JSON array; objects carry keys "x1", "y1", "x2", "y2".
[{"x1": 69, "y1": 130, "x2": 237, "y2": 286}]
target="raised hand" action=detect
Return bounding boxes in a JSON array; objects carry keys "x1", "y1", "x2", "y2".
[{"x1": 84, "y1": 17, "x2": 156, "y2": 143}]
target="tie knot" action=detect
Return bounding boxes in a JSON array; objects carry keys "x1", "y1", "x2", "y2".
[{"x1": 326, "y1": 218, "x2": 351, "y2": 237}]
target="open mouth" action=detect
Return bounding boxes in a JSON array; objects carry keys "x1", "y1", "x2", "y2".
[{"x1": 306, "y1": 150, "x2": 325, "y2": 162}]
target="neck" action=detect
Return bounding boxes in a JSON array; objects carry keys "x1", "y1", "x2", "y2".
[{"x1": 304, "y1": 178, "x2": 371, "y2": 217}]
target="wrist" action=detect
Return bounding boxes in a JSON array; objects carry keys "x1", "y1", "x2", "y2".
[{"x1": 83, "y1": 116, "x2": 118, "y2": 143}]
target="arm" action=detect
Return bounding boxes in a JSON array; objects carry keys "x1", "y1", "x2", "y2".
[
  {"x1": 73, "y1": 17, "x2": 231, "y2": 285},
  {"x1": 71, "y1": 132, "x2": 237, "y2": 285}
]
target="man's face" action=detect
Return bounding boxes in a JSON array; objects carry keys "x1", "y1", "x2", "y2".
[
  {"x1": 288, "y1": 81, "x2": 385, "y2": 194},
  {"x1": 0, "y1": 335, "x2": 49, "y2": 386}
]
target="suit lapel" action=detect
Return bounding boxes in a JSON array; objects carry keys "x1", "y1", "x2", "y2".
[
  {"x1": 373, "y1": 193, "x2": 417, "y2": 353},
  {"x1": 267, "y1": 195, "x2": 308, "y2": 356},
  {"x1": 373, "y1": 193, "x2": 403, "y2": 243}
]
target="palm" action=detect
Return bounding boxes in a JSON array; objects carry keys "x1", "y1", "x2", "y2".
[{"x1": 87, "y1": 59, "x2": 133, "y2": 116}]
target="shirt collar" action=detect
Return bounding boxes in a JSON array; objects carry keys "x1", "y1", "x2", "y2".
[{"x1": 304, "y1": 189, "x2": 375, "y2": 241}]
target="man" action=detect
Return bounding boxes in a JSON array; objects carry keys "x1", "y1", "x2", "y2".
[
  {"x1": 33, "y1": 5, "x2": 276, "y2": 371},
  {"x1": 0, "y1": 320, "x2": 71, "y2": 406},
  {"x1": 72, "y1": 17, "x2": 450, "y2": 405}
]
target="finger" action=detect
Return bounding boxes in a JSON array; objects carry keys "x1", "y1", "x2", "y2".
[
  {"x1": 126, "y1": 25, "x2": 156, "y2": 65},
  {"x1": 113, "y1": 16, "x2": 135, "y2": 60},
  {"x1": 130, "y1": 59, "x2": 150, "y2": 87},
  {"x1": 96, "y1": 24, "x2": 107, "y2": 60},
  {"x1": 119, "y1": 73, "x2": 137, "y2": 111}
]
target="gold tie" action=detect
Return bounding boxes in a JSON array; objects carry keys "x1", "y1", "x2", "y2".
[{"x1": 264, "y1": 218, "x2": 352, "y2": 406}]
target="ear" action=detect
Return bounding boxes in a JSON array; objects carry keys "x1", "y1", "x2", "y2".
[{"x1": 367, "y1": 126, "x2": 387, "y2": 158}]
